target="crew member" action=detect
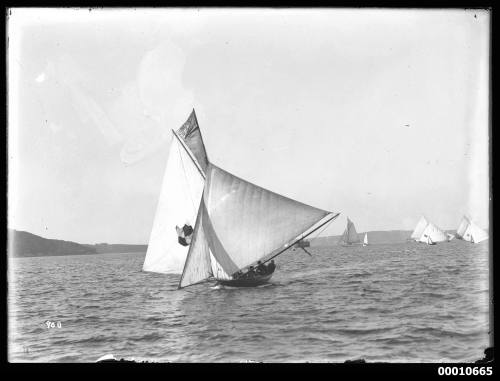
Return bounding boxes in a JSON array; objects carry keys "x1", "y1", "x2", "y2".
[
  {"x1": 267, "y1": 260, "x2": 276, "y2": 274},
  {"x1": 256, "y1": 261, "x2": 266, "y2": 275},
  {"x1": 247, "y1": 266, "x2": 256, "y2": 278}
]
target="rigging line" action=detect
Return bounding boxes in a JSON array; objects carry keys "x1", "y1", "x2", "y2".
[
  {"x1": 172, "y1": 129, "x2": 206, "y2": 180},
  {"x1": 309, "y1": 213, "x2": 335, "y2": 240},
  {"x1": 176, "y1": 135, "x2": 198, "y2": 215},
  {"x1": 300, "y1": 247, "x2": 312, "y2": 256}
]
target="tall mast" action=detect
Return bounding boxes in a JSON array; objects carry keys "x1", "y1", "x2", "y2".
[{"x1": 172, "y1": 129, "x2": 206, "y2": 180}]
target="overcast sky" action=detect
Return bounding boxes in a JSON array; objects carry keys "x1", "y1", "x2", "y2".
[{"x1": 8, "y1": 8, "x2": 490, "y2": 244}]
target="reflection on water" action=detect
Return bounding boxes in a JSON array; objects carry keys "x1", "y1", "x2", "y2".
[{"x1": 8, "y1": 240, "x2": 490, "y2": 362}]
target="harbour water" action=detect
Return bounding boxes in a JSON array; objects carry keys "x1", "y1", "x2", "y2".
[{"x1": 8, "y1": 240, "x2": 490, "y2": 362}]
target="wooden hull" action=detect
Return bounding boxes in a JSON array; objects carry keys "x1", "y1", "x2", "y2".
[{"x1": 217, "y1": 273, "x2": 273, "y2": 287}]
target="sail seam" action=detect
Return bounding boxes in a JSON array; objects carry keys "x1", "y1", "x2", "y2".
[
  {"x1": 176, "y1": 137, "x2": 198, "y2": 215},
  {"x1": 201, "y1": 198, "x2": 239, "y2": 275},
  {"x1": 172, "y1": 129, "x2": 206, "y2": 180}
]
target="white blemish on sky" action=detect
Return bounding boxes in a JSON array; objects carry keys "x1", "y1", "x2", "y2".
[{"x1": 35, "y1": 72, "x2": 45, "y2": 83}]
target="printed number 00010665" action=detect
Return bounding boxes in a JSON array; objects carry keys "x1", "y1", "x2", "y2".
[{"x1": 438, "y1": 367, "x2": 492, "y2": 376}]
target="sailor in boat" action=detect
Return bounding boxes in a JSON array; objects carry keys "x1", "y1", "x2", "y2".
[
  {"x1": 256, "y1": 261, "x2": 266, "y2": 275},
  {"x1": 233, "y1": 260, "x2": 276, "y2": 280},
  {"x1": 247, "y1": 266, "x2": 256, "y2": 278},
  {"x1": 267, "y1": 260, "x2": 276, "y2": 274}
]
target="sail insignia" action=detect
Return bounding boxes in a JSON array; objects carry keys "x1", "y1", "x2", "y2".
[
  {"x1": 175, "y1": 109, "x2": 209, "y2": 173},
  {"x1": 176, "y1": 224, "x2": 194, "y2": 246}
]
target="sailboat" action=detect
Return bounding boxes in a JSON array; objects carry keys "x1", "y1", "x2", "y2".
[
  {"x1": 418, "y1": 221, "x2": 447, "y2": 245},
  {"x1": 362, "y1": 233, "x2": 368, "y2": 246},
  {"x1": 455, "y1": 215, "x2": 488, "y2": 243},
  {"x1": 142, "y1": 110, "x2": 209, "y2": 275},
  {"x1": 410, "y1": 216, "x2": 428, "y2": 242},
  {"x1": 178, "y1": 164, "x2": 339, "y2": 289},
  {"x1": 338, "y1": 217, "x2": 361, "y2": 246}
]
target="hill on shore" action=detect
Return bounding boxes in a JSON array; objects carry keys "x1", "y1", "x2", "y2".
[
  {"x1": 8, "y1": 230, "x2": 147, "y2": 258},
  {"x1": 9, "y1": 227, "x2": 462, "y2": 257}
]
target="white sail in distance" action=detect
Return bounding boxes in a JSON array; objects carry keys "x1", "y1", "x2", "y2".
[
  {"x1": 418, "y1": 221, "x2": 447, "y2": 244},
  {"x1": 456, "y1": 215, "x2": 471, "y2": 238},
  {"x1": 411, "y1": 216, "x2": 428, "y2": 241},
  {"x1": 179, "y1": 163, "x2": 337, "y2": 288},
  {"x1": 363, "y1": 233, "x2": 368, "y2": 246},
  {"x1": 461, "y1": 220, "x2": 489, "y2": 243},
  {"x1": 143, "y1": 111, "x2": 208, "y2": 274}
]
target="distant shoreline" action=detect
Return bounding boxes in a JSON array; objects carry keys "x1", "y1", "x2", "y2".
[
  {"x1": 7, "y1": 229, "x2": 147, "y2": 258},
  {"x1": 9, "y1": 251, "x2": 147, "y2": 259},
  {"x1": 8, "y1": 227, "x2": 464, "y2": 258}
]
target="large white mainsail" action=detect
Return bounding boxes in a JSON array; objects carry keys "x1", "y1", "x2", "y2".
[
  {"x1": 410, "y1": 216, "x2": 428, "y2": 241},
  {"x1": 418, "y1": 221, "x2": 447, "y2": 244},
  {"x1": 179, "y1": 163, "x2": 337, "y2": 288},
  {"x1": 461, "y1": 220, "x2": 489, "y2": 243},
  {"x1": 338, "y1": 217, "x2": 360, "y2": 245},
  {"x1": 143, "y1": 111, "x2": 208, "y2": 274}
]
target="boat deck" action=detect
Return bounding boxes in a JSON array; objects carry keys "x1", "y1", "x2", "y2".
[{"x1": 217, "y1": 273, "x2": 273, "y2": 287}]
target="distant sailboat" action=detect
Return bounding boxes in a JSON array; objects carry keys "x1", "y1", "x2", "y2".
[
  {"x1": 455, "y1": 216, "x2": 488, "y2": 244},
  {"x1": 143, "y1": 110, "x2": 209, "y2": 275},
  {"x1": 178, "y1": 164, "x2": 339, "y2": 289},
  {"x1": 410, "y1": 216, "x2": 428, "y2": 242},
  {"x1": 338, "y1": 218, "x2": 361, "y2": 246},
  {"x1": 456, "y1": 216, "x2": 470, "y2": 239},
  {"x1": 418, "y1": 221, "x2": 447, "y2": 245},
  {"x1": 446, "y1": 233, "x2": 455, "y2": 242},
  {"x1": 363, "y1": 233, "x2": 368, "y2": 246}
]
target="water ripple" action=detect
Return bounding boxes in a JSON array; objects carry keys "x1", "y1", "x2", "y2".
[{"x1": 8, "y1": 242, "x2": 490, "y2": 362}]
